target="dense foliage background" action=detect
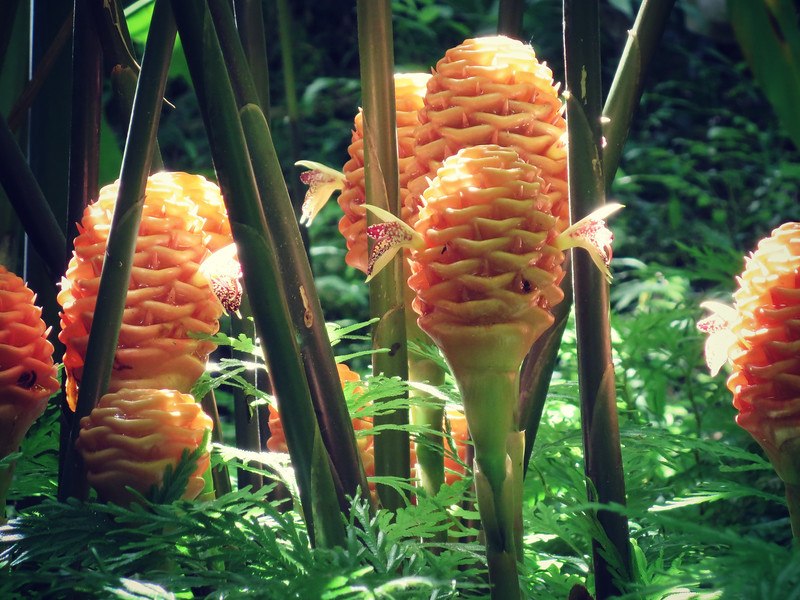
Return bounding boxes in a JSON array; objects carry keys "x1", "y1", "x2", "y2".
[{"x1": 2, "y1": 0, "x2": 800, "y2": 598}]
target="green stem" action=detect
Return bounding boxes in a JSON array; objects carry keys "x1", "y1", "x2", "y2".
[
  {"x1": 602, "y1": 0, "x2": 675, "y2": 188},
  {"x1": 0, "y1": 0, "x2": 21, "y2": 72},
  {"x1": 171, "y1": 0, "x2": 345, "y2": 548},
  {"x1": 0, "y1": 113, "x2": 66, "y2": 281},
  {"x1": 275, "y1": 0, "x2": 303, "y2": 216},
  {"x1": 206, "y1": 0, "x2": 370, "y2": 507},
  {"x1": 357, "y1": 0, "x2": 410, "y2": 511},
  {"x1": 786, "y1": 482, "x2": 800, "y2": 542},
  {"x1": 497, "y1": 0, "x2": 524, "y2": 39},
  {"x1": 232, "y1": 299, "x2": 264, "y2": 491},
  {"x1": 563, "y1": 1, "x2": 632, "y2": 597},
  {"x1": 233, "y1": 0, "x2": 270, "y2": 120},
  {"x1": 461, "y1": 369, "x2": 522, "y2": 599},
  {"x1": 58, "y1": 0, "x2": 176, "y2": 502},
  {"x1": 200, "y1": 390, "x2": 232, "y2": 498},
  {"x1": 0, "y1": 462, "x2": 13, "y2": 523}
]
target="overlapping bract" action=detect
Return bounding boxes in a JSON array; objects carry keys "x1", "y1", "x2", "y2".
[
  {"x1": 338, "y1": 73, "x2": 430, "y2": 273},
  {"x1": 408, "y1": 144, "x2": 566, "y2": 348},
  {"x1": 77, "y1": 388, "x2": 212, "y2": 505},
  {"x1": 725, "y1": 223, "x2": 800, "y2": 483},
  {"x1": 58, "y1": 172, "x2": 232, "y2": 410},
  {"x1": 0, "y1": 266, "x2": 59, "y2": 458},
  {"x1": 404, "y1": 35, "x2": 567, "y2": 229}
]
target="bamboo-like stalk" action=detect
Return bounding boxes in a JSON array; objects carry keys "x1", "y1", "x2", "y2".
[
  {"x1": 58, "y1": 0, "x2": 176, "y2": 501},
  {"x1": 563, "y1": 1, "x2": 632, "y2": 597},
  {"x1": 170, "y1": 0, "x2": 345, "y2": 548},
  {"x1": 275, "y1": 0, "x2": 303, "y2": 216},
  {"x1": 231, "y1": 299, "x2": 264, "y2": 492},
  {"x1": 206, "y1": 0, "x2": 370, "y2": 506},
  {"x1": 199, "y1": 390, "x2": 232, "y2": 498},
  {"x1": 0, "y1": 113, "x2": 66, "y2": 281},
  {"x1": 497, "y1": 0, "x2": 524, "y2": 39},
  {"x1": 603, "y1": 0, "x2": 675, "y2": 188},
  {"x1": 233, "y1": 0, "x2": 270, "y2": 122},
  {"x1": 0, "y1": 0, "x2": 21, "y2": 72},
  {"x1": 356, "y1": 0, "x2": 410, "y2": 511},
  {"x1": 786, "y1": 483, "x2": 800, "y2": 540}
]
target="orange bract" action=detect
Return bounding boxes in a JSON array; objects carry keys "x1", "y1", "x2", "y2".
[
  {"x1": 725, "y1": 223, "x2": 800, "y2": 483},
  {"x1": 77, "y1": 388, "x2": 212, "y2": 506},
  {"x1": 58, "y1": 172, "x2": 233, "y2": 411},
  {"x1": 404, "y1": 36, "x2": 567, "y2": 230},
  {"x1": 0, "y1": 266, "x2": 59, "y2": 458},
  {"x1": 408, "y1": 144, "x2": 566, "y2": 353},
  {"x1": 338, "y1": 73, "x2": 430, "y2": 273}
]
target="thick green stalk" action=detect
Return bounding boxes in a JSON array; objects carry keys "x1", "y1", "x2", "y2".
[
  {"x1": 58, "y1": 0, "x2": 176, "y2": 501},
  {"x1": 170, "y1": 0, "x2": 344, "y2": 548},
  {"x1": 0, "y1": 462, "x2": 12, "y2": 523},
  {"x1": 460, "y1": 369, "x2": 522, "y2": 600},
  {"x1": 206, "y1": 0, "x2": 370, "y2": 505},
  {"x1": 67, "y1": 0, "x2": 102, "y2": 260},
  {"x1": 0, "y1": 113, "x2": 66, "y2": 281},
  {"x1": 603, "y1": 0, "x2": 675, "y2": 188},
  {"x1": 109, "y1": 65, "x2": 164, "y2": 172},
  {"x1": 275, "y1": 0, "x2": 303, "y2": 214},
  {"x1": 0, "y1": 0, "x2": 21, "y2": 72},
  {"x1": 786, "y1": 483, "x2": 800, "y2": 541},
  {"x1": 357, "y1": 0, "x2": 410, "y2": 511},
  {"x1": 233, "y1": 0, "x2": 270, "y2": 121},
  {"x1": 563, "y1": 1, "x2": 632, "y2": 597},
  {"x1": 497, "y1": 0, "x2": 524, "y2": 39},
  {"x1": 199, "y1": 390, "x2": 232, "y2": 498},
  {"x1": 231, "y1": 299, "x2": 264, "y2": 492}
]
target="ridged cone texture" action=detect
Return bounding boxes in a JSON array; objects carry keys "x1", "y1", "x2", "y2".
[
  {"x1": 727, "y1": 223, "x2": 800, "y2": 483},
  {"x1": 408, "y1": 144, "x2": 565, "y2": 369},
  {"x1": 339, "y1": 73, "x2": 430, "y2": 273},
  {"x1": 405, "y1": 35, "x2": 567, "y2": 230},
  {"x1": 0, "y1": 266, "x2": 59, "y2": 458},
  {"x1": 77, "y1": 388, "x2": 212, "y2": 505},
  {"x1": 58, "y1": 172, "x2": 232, "y2": 411}
]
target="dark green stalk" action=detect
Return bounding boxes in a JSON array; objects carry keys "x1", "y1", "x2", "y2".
[
  {"x1": 90, "y1": 0, "x2": 139, "y2": 73},
  {"x1": 519, "y1": 269, "x2": 572, "y2": 473},
  {"x1": 110, "y1": 65, "x2": 164, "y2": 171},
  {"x1": 200, "y1": 390, "x2": 232, "y2": 497},
  {"x1": 563, "y1": 1, "x2": 632, "y2": 597},
  {"x1": 58, "y1": 0, "x2": 176, "y2": 501},
  {"x1": 231, "y1": 300, "x2": 264, "y2": 491},
  {"x1": 0, "y1": 0, "x2": 21, "y2": 72},
  {"x1": 170, "y1": 0, "x2": 345, "y2": 548},
  {"x1": 497, "y1": 0, "x2": 524, "y2": 39},
  {"x1": 785, "y1": 483, "x2": 800, "y2": 541},
  {"x1": 602, "y1": 0, "x2": 675, "y2": 188},
  {"x1": 8, "y1": 10, "x2": 73, "y2": 133},
  {"x1": 0, "y1": 113, "x2": 66, "y2": 281},
  {"x1": 233, "y1": 0, "x2": 270, "y2": 119},
  {"x1": 206, "y1": 0, "x2": 370, "y2": 506},
  {"x1": 275, "y1": 0, "x2": 303, "y2": 215},
  {"x1": 67, "y1": 0, "x2": 102, "y2": 256},
  {"x1": 357, "y1": 0, "x2": 410, "y2": 511}
]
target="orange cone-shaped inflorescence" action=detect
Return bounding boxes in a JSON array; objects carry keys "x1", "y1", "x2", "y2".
[
  {"x1": 77, "y1": 388, "x2": 213, "y2": 506},
  {"x1": 725, "y1": 223, "x2": 800, "y2": 484},
  {"x1": 58, "y1": 172, "x2": 233, "y2": 411},
  {"x1": 407, "y1": 144, "x2": 566, "y2": 369},
  {"x1": 337, "y1": 73, "x2": 430, "y2": 273},
  {"x1": 0, "y1": 266, "x2": 59, "y2": 459},
  {"x1": 404, "y1": 36, "x2": 567, "y2": 229}
]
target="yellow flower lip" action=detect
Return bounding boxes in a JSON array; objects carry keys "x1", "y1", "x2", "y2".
[{"x1": 295, "y1": 160, "x2": 346, "y2": 226}]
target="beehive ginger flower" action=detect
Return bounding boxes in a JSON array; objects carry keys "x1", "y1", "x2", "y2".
[
  {"x1": 296, "y1": 72, "x2": 430, "y2": 273},
  {"x1": 699, "y1": 223, "x2": 800, "y2": 485},
  {"x1": 58, "y1": 172, "x2": 235, "y2": 411},
  {"x1": 404, "y1": 35, "x2": 568, "y2": 229},
  {"x1": 77, "y1": 388, "x2": 212, "y2": 505},
  {"x1": 0, "y1": 265, "x2": 59, "y2": 460}
]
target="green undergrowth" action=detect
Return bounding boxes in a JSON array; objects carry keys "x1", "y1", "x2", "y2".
[{"x1": 2, "y1": 275, "x2": 798, "y2": 599}]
